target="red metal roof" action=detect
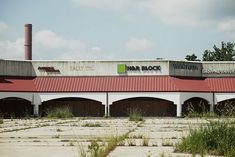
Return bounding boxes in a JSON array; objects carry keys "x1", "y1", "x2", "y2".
[
  {"x1": 0, "y1": 76, "x2": 235, "y2": 92},
  {"x1": 206, "y1": 78, "x2": 235, "y2": 92},
  {"x1": 33, "y1": 76, "x2": 178, "y2": 92},
  {"x1": 170, "y1": 77, "x2": 210, "y2": 92},
  {"x1": 0, "y1": 77, "x2": 36, "y2": 92}
]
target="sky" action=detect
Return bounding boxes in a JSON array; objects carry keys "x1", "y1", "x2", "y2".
[{"x1": 0, "y1": 0, "x2": 235, "y2": 60}]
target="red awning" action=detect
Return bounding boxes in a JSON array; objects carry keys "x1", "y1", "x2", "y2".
[{"x1": 0, "y1": 76, "x2": 235, "y2": 93}]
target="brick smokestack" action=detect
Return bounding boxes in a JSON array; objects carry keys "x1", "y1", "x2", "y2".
[{"x1": 24, "y1": 24, "x2": 32, "y2": 60}]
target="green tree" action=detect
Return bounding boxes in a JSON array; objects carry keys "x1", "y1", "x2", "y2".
[
  {"x1": 202, "y1": 41, "x2": 235, "y2": 61},
  {"x1": 185, "y1": 53, "x2": 200, "y2": 61}
]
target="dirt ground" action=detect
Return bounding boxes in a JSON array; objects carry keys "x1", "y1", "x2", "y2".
[{"x1": 0, "y1": 118, "x2": 222, "y2": 157}]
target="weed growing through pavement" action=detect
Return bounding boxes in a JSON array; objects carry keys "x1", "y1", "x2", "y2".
[
  {"x1": 162, "y1": 139, "x2": 174, "y2": 146},
  {"x1": 78, "y1": 130, "x2": 133, "y2": 157},
  {"x1": 117, "y1": 140, "x2": 125, "y2": 146},
  {"x1": 129, "y1": 133, "x2": 144, "y2": 139},
  {"x1": 127, "y1": 139, "x2": 136, "y2": 146},
  {"x1": 69, "y1": 141, "x2": 75, "y2": 146},
  {"x1": 52, "y1": 135, "x2": 60, "y2": 138},
  {"x1": 82, "y1": 122, "x2": 101, "y2": 127},
  {"x1": 56, "y1": 128, "x2": 63, "y2": 132},
  {"x1": 142, "y1": 136, "x2": 150, "y2": 146}
]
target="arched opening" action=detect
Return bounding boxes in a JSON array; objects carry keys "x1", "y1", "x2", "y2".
[
  {"x1": 215, "y1": 98, "x2": 235, "y2": 116},
  {"x1": 110, "y1": 97, "x2": 176, "y2": 117},
  {"x1": 0, "y1": 97, "x2": 33, "y2": 118},
  {"x1": 182, "y1": 97, "x2": 209, "y2": 116},
  {"x1": 40, "y1": 97, "x2": 104, "y2": 117}
]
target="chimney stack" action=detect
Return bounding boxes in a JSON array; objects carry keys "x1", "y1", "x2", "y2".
[{"x1": 24, "y1": 24, "x2": 32, "y2": 60}]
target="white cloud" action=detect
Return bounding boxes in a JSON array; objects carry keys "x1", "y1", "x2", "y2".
[
  {"x1": 218, "y1": 19, "x2": 235, "y2": 38},
  {"x1": 72, "y1": 0, "x2": 138, "y2": 11},
  {"x1": 143, "y1": 0, "x2": 214, "y2": 27},
  {"x1": 0, "y1": 38, "x2": 24, "y2": 59},
  {"x1": 125, "y1": 37, "x2": 154, "y2": 52},
  {"x1": 72, "y1": 0, "x2": 235, "y2": 27},
  {"x1": 0, "y1": 22, "x2": 8, "y2": 33},
  {"x1": 33, "y1": 30, "x2": 109, "y2": 59},
  {"x1": 0, "y1": 29, "x2": 109, "y2": 60},
  {"x1": 34, "y1": 30, "x2": 87, "y2": 51}
]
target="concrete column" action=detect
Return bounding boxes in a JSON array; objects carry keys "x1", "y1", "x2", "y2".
[
  {"x1": 107, "y1": 104, "x2": 110, "y2": 117},
  {"x1": 33, "y1": 104, "x2": 39, "y2": 116},
  {"x1": 104, "y1": 104, "x2": 108, "y2": 116},
  {"x1": 105, "y1": 92, "x2": 110, "y2": 117},
  {"x1": 176, "y1": 104, "x2": 182, "y2": 117},
  {"x1": 209, "y1": 104, "x2": 214, "y2": 112}
]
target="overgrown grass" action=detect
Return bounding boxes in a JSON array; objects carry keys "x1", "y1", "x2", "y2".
[
  {"x1": 128, "y1": 108, "x2": 143, "y2": 122},
  {"x1": 187, "y1": 111, "x2": 217, "y2": 118},
  {"x1": 47, "y1": 107, "x2": 73, "y2": 118},
  {"x1": 174, "y1": 120, "x2": 235, "y2": 157},
  {"x1": 216, "y1": 101, "x2": 235, "y2": 117},
  {"x1": 185, "y1": 102, "x2": 217, "y2": 118},
  {"x1": 185, "y1": 101, "x2": 235, "y2": 118},
  {"x1": 0, "y1": 118, "x2": 3, "y2": 124}
]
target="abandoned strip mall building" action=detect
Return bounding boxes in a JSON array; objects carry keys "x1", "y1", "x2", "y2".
[
  {"x1": 0, "y1": 24, "x2": 235, "y2": 117},
  {"x1": 1, "y1": 59, "x2": 235, "y2": 117}
]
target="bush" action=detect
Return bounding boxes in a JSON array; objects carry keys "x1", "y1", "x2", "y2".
[
  {"x1": 47, "y1": 107, "x2": 73, "y2": 118},
  {"x1": 174, "y1": 120, "x2": 235, "y2": 157},
  {"x1": 128, "y1": 108, "x2": 143, "y2": 122}
]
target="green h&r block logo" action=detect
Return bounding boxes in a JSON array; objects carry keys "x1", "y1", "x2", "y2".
[{"x1": 117, "y1": 64, "x2": 126, "y2": 74}]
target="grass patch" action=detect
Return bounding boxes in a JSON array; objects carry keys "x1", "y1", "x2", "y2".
[
  {"x1": 56, "y1": 128, "x2": 63, "y2": 132},
  {"x1": 0, "y1": 118, "x2": 3, "y2": 124},
  {"x1": 127, "y1": 139, "x2": 136, "y2": 146},
  {"x1": 47, "y1": 107, "x2": 73, "y2": 119},
  {"x1": 52, "y1": 135, "x2": 60, "y2": 138},
  {"x1": 69, "y1": 142, "x2": 75, "y2": 146},
  {"x1": 162, "y1": 139, "x2": 174, "y2": 146},
  {"x1": 61, "y1": 139, "x2": 70, "y2": 142},
  {"x1": 82, "y1": 122, "x2": 101, "y2": 127},
  {"x1": 128, "y1": 108, "x2": 143, "y2": 122},
  {"x1": 129, "y1": 133, "x2": 144, "y2": 139},
  {"x1": 142, "y1": 136, "x2": 150, "y2": 146},
  {"x1": 174, "y1": 120, "x2": 235, "y2": 157}
]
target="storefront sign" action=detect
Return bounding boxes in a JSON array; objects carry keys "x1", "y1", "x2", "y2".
[
  {"x1": 173, "y1": 63, "x2": 199, "y2": 70},
  {"x1": 70, "y1": 65, "x2": 95, "y2": 71},
  {"x1": 117, "y1": 64, "x2": 161, "y2": 74},
  {"x1": 203, "y1": 69, "x2": 235, "y2": 74},
  {"x1": 38, "y1": 67, "x2": 60, "y2": 73}
]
